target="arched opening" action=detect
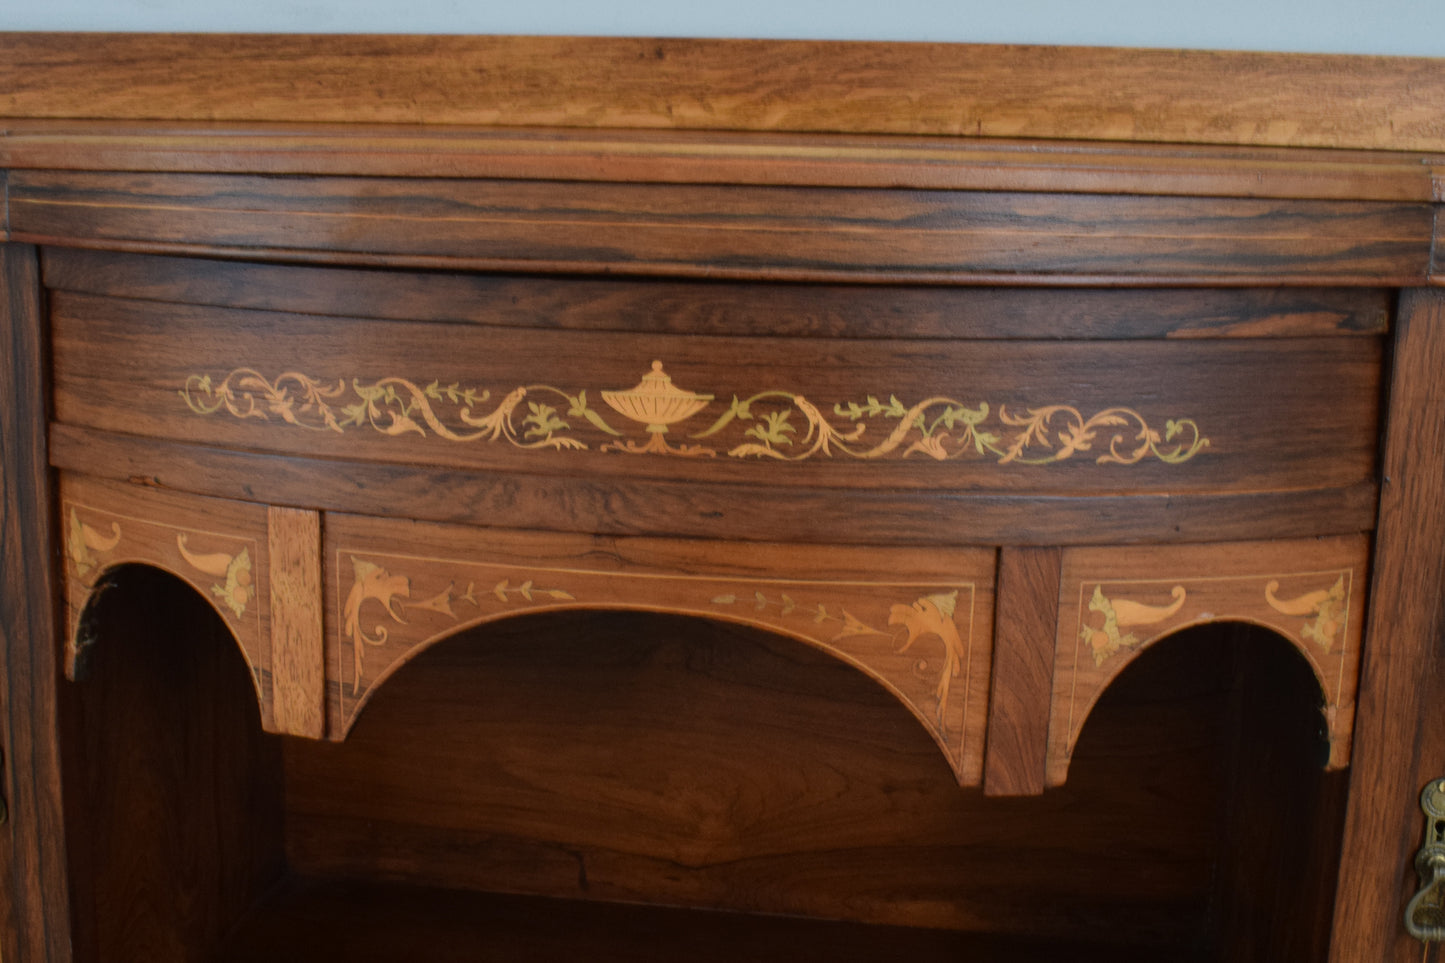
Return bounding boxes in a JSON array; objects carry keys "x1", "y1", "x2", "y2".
[
  {"x1": 1068, "y1": 619, "x2": 1348, "y2": 962},
  {"x1": 60, "y1": 585, "x2": 1348, "y2": 961},
  {"x1": 331, "y1": 558, "x2": 992, "y2": 789},
  {"x1": 67, "y1": 560, "x2": 267, "y2": 703},
  {"x1": 60, "y1": 564, "x2": 284, "y2": 963}
]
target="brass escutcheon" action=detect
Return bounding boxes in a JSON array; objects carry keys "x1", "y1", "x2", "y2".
[{"x1": 1406, "y1": 777, "x2": 1445, "y2": 943}]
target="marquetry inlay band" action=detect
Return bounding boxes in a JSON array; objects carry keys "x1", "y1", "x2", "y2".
[{"x1": 180, "y1": 362, "x2": 1210, "y2": 466}]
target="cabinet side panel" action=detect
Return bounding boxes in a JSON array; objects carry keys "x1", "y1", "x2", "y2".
[
  {"x1": 0, "y1": 243, "x2": 71, "y2": 961},
  {"x1": 1331, "y1": 288, "x2": 1445, "y2": 961}
]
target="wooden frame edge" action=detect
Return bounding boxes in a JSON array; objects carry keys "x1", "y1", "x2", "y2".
[{"x1": 1, "y1": 33, "x2": 1443, "y2": 153}]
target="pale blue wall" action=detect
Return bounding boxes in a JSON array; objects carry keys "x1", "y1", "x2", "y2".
[{"x1": 1, "y1": 0, "x2": 1442, "y2": 57}]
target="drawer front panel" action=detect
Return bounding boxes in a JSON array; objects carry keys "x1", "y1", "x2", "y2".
[{"x1": 53, "y1": 291, "x2": 1381, "y2": 498}]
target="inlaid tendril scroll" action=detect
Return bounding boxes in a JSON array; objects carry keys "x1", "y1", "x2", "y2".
[{"x1": 182, "y1": 361, "x2": 1209, "y2": 467}]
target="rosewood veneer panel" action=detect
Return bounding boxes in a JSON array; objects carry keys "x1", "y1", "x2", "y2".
[
  {"x1": 0, "y1": 243, "x2": 71, "y2": 961},
  {"x1": 45, "y1": 423, "x2": 1381, "y2": 546},
  {"x1": 1, "y1": 123, "x2": 1436, "y2": 203},
  {"x1": 1331, "y1": 291, "x2": 1445, "y2": 961},
  {"x1": 50, "y1": 293, "x2": 1381, "y2": 499},
  {"x1": 282, "y1": 610, "x2": 1251, "y2": 944},
  {"x1": 3, "y1": 30, "x2": 1440, "y2": 963},
  {"x1": 59, "y1": 564, "x2": 284, "y2": 963},
  {"x1": 216, "y1": 877, "x2": 1173, "y2": 962},
  {"x1": 57, "y1": 475, "x2": 272, "y2": 697},
  {"x1": 41, "y1": 249, "x2": 1393, "y2": 341},
  {"x1": 1047, "y1": 537, "x2": 1370, "y2": 788},
  {"x1": 983, "y1": 547, "x2": 1062, "y2": 797},
  {"x1": 56, "y1": 473, "x2": 329, "y2": 740},
  {"x1": 10, "y1": 171, "x2": 1433, "y2": 283},
  {"x1": 321, "y1": 513, "x2": 996, "y2": 785}
]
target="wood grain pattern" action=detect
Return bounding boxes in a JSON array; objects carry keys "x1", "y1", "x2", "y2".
[
  {"x1": 1209, "y1": 627, "x2": 1351, "y2": 962},
  {"x1": 58, "y1": 473, "x2": 278, "y2": 732},
  {"x1": 40, "y1": 249, "x2": 1395, "y2": 341},
  {"x1": 1434, "y1": 201, "x2": 1444, "y2": 285},
  {"x1": 0, "y1": 246, "x2": 21, "y2": 963},
  {"x1": 1047, "y1": 536, "x2": 1370, "y2": 788},
  {"x1": 49, "y1": 293, "x2": 1383, "y2": 497},
  {"x1": 0, "y1": 624, "x2": 13, "y2": 963},
  {"x1": 282, "y1": 612, "x2": 1338, "y2": 947},
  {"x1": 46, "y1": 420, "x2": 1384, "y2": 547},
  {"x1": 1, "y1": 35, "x2": 1441, "y2": 959},
  {"x1": 983, "y1": 547, "x2": 1061, "y2": 797},
  {"x1": 286, "y1": 611, "x2": 1228, "y2": 943},
  {"x1": 1330, "y1": 290, "x2": 1445, "y2": 962},
  {"x1": 0, "y1": 243, "x2": 70, "y2": 963},
  {"x1": 60, "y1": 564, "x2": 285, "y2": 963},
  {"x1": 215, "y1": 876, "x2": 1179, "y2": 962},
  {"x1": 11, "y1": 171, "x2": 1433, "y2": 284},
  {"x1": 268, "y1": 507, "x2": 325, "y2": 739},
  {"x1": 324, "y1": 513, "x2": 996, "y2": 785},
  {"x1": 1, "y1": 35, "x2": 1442, "y2": 152},
  {"x1": 1, "y1": 121, "x2": 1436, "y2": 202}
]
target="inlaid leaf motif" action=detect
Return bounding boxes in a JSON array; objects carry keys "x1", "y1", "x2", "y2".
[
  {"x1": 184, "y1": 366, "x2": 1208, "y2": 467},
  {"x1": 744, "y1": 410, "x2": 796, "y2": 447},
  {"x1": 523, "y1": 402, "x2": 569, "y2": 439}
]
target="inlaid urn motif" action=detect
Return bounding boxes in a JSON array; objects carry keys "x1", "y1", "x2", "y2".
[{"x1": 601, "y1": 361, "x2": 716, "y2": 456}]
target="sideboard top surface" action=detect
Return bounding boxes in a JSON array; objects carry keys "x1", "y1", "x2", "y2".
[{"x1": 1, "y1": 34, "x2": 1443, "y2": 155}]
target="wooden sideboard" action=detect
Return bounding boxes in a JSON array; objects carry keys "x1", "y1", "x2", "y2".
[{"x1": 1, "y1": 34, "x2": 1443, "y2": 962}]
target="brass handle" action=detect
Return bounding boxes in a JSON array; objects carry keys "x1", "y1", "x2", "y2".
[{"x1": 1406, "y1": 777, "x2": 1445, "y2": 943}]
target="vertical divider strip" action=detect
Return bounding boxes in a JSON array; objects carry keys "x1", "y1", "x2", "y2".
[
  {"x1": 268, "y1": 506, "x2": 325, "y2": 739},
  {"x1": 984, "y1": 546, "x2": 1062, "y2": 797}
]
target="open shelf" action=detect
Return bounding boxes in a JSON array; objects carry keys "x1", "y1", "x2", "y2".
[
  {"x1": 61, "y1": 566, "x2": 1347, "y2": 962},
  {"x1": 219, "y1": 875, "x2": 1178, "y2": 963}
]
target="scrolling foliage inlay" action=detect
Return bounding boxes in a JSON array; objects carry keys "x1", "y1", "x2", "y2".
[
  {"x1": 182, "y1": 361, "x2": 1209, "y2": 467},
  {"x1": 1049, "y1": 539, "x2": 1369, "y2": 789},
  {"x1": 60, "y1": 497, "x2": 266, "y2": 698},
  {"x1": 332, "y1": 542, "x2": 989, "y2": 782}
]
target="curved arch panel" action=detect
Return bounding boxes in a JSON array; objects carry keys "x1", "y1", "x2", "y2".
[
  {"x1": 1045, "y1": 536, "x2": 1369, "y2": 787},
  {"x1": 60, "y1": 473, "x2": 274, "y2": 726},
  {"x1": 324, "y1": 512, "x2": 996, "y2": 785}
]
